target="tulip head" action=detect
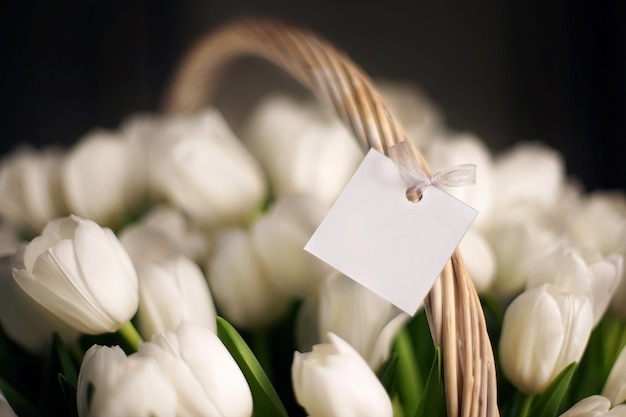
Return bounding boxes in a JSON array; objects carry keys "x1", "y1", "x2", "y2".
[
  {"x1": 77, "y1": 345, "x2": 177, "y2": 417},
  {"x1": 292, "y1": 332, "x2": 393, "y2": 417},
  {"x1": 207, "y1": 228, "x2": 292, "y2": 329},
  {"x1": 137, "y1": 255, "x2": 216, "y2": 339},
  {"x1": 138, "y1": 322, "x2": 253, "y2": 417},
  {"x1": 500, "y1": 284, "x2": 593, "y2": 394},
  {"x1": 13, "y1": 215, "x2": 139, "y2": 334}
]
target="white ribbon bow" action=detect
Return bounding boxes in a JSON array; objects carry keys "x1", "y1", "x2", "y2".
[{"x1": 388, "y1": 141, "x2": 476, "y2": 202}]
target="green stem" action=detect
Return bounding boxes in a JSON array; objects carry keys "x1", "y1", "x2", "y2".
[
  {"x1": 518, "y1": 394, "x2": 534, "y2": 417},
  {"x1": 117, "y1": 321, "x2": 143, "y2": 352},
  {"x1": 394, "y1": 328, "x2": 422, "y2": 417}
]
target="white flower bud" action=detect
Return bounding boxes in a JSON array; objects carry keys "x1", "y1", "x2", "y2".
[
  {"x1": 292, "y1": 332, "x2": 393, "y2": 417},
  {"x1": 244, "y1": 94, "x2": 362, "y2": 204},
  {"x1": 317, "y1": 271, "x2": 409, "y2": 370},
  {"x1": 458, "y1": 229, "x2": 496, "y2": 293},
  {"x1": 560, "y1": 395, "x2": 626, "y2": 417},
  {"x1": 0, "y1": 147, "x2": 66, "y2": 232},
  {"x1": 77, "y1": 345, "x2": 177, "y2": 417},
  {"x1": 500, "y1": 284, "x2": 593, "y2": 394},
  {"x1": 13, "y1": 215, "x2": 139, "y2": 334},
  {"x1": 527, "y1": 244, "x2": 622, "y2": 326},
  {"x1": 138, "y1": 322, "x2": 253, "y2": 417},
  {"x1": 207, "y1": 228, "x2": 292, "y2": 329},
  {"x1": 488, "y1": 222, "x2": 559, "y2": 296},
  {"x1": 137, "y1": 255, "x2": 216, "y2": 339},
  {"x1": 150, "y1": 109, "x2": 266, "y2": 228},
  {"x1": 62, "y1": 129, "x2": 145, "y2": 227},
  {"x1": 119, "y1": 205, "x2": 210, "y2": 266},
  {"x1": 0, "y1": 244, "x2": 79, "y2": 353},
  {"x1": 492, "y1": 142, "x2": 565, "y2": 211},
  {"x1": 251, "y1": 194, "x2": 332, "y2": 297},
  {"x1": 426, "y1": 132, "x2": 495, "y2": 227}
]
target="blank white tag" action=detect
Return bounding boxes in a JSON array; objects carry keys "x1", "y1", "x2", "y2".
[{"x1": 305, "y1": 148, "x2": 477, "y2": 315}]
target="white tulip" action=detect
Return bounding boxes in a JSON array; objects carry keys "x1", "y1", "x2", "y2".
[
  {"x1": 377, "y1": 80, "x2": 444, "y2": 149},
  {"x1": 526, "y1": 244, "x2": 622, "y2": 325},
  {"x1": 13, "y1": 215, "x2": 139, "y2": 334},
  {"x1": 425, "y1": 132, "x2": 495, "y2": 227},
  {"x1": 0, "y1": 387, "x2": 18, "y2": 417},
  {"x1": 138, "y1": 322, "x2": 253, "y2": 417},
  {"x1": 207, "y1": 228, "x2": 292, "y2": 328},
  {"x1": 566, "y1": 191, "x2": 626, "y2": 255},
  {"x1": 488, "y1": 222, "x2": 560, "y2": 296},
  {"x1": 243, "y1": 94, "x2": 363, "y2": 204},
  {"x1": 458, "y1": 229, "x2": 496, "y2": 293},
  {"x1": 292, "y1": 332, "x2": 393, "y2": 417},
  {"x1": 62, "y1": 129, "x2": 145, "y2": 227},
  {"x1": 560, "y1": 395, "x2": 626, "y2": 417},
  {"x1": 251, "y1": 194, "x2": 332, "y2": 297},
  {"x1": 0, "y1": 147, "x2": 66, "y2": 232},
  {"x1": 119, "y1": 205, "x2": 210, "y2": 266},
  {"x1": 77, "y1": 345, "x2": 177, "y2": 417},
  {"x1": 316, "y1": 271, "x2": 409, "y2": 370},
  {"x1": 492, "y1": 142, "x2": 565, "y2": 211},
  {"x1": 137, "y1": 255, "x2": 216, "y2": 339},
  {"x1": 0, "y1": 244, "x2": 79, "y2": 354},
  {"x1": 500, "y1": 284, "x2": 593, "y2": 394},
  {"x1": 603, "y1": 345, "x2": 626, "y2": 406},
  {"x1": 149, "y1": 109, "x2": 266, "y2": 228}
]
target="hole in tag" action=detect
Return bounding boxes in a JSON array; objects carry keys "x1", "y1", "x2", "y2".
[{"x1": 406, "y1": 186, "x2": 423, "y2": 203}]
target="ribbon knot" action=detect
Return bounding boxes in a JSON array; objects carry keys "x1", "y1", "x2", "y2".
[{"x1": 388, "y1": 141, "x2": 476, "y2": 202}]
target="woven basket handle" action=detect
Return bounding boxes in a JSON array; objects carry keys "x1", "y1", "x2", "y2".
[{"x1": 163, "y1": 19, "x2": 499, "y2": 417}]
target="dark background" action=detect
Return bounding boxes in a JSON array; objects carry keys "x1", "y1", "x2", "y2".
[{"x1": 1, "y1": 1, "x2": 625, "y2": 191}]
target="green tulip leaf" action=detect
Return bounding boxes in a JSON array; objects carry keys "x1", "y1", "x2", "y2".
[
  {"x1": 53, "y1": 334, "x2": 77, "y2": 391},
  {"x1": 57, "y1": 374, "x2": 78, "y2": 417},
  {"x1": 529, "y1": 362, "x2": 578, "y2": 417},
  {"x1": 377, "y1": 352, "x2": 400, "y2": 396},
  {"x1": 216, "y1": 317, "x2": 288, "y2": 417},
  {"x1": 414, "y1": 348, "x2": 446, "y2": 417}
]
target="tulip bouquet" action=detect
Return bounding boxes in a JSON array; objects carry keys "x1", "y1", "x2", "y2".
[{"x1": 1, "y1": 81, "x2": 626, "y2": 417}]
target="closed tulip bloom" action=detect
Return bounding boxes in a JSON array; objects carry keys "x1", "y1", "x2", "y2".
[
  {"x1": 138, "y1": 322, "x2": 253, "y2": 417},
  {"x1": 0, "y1": 244, "x2": 79, "y2": 353},
  {"x1": 13, "y1": 215, "x2": 139, "y2": 334},
  {"x1": 603, "y1": 345, "x2": 626, "y2": 406},
  {"x1": 62, "y1": 129, "x2": 145, "y2": 227},
  {"x1": 500, "y1": 284, "x2": 593, "y2": 394},
  {"x1": 526, "y1": 245, "x2": 623, "y2": 326},
  {"x1": 317, "y1": 271, "x2": 409, "y2": 370},
  {"x1": 458, "y1": 229, "x2": 496, "y2": 293},
  {"x1": 207, "y1": 228, "x2": 292, "y2": 328},
  {"x1": 292, "y1": 332, "x2": 393, "y2": 417},
  {"x1": 137, "y1": 255, "x2": 216, "y2": 339},
  {"x1": 560, "y1": 395, "x2": 626, "y2": 417},
  {"x1": 77, "y1": 345, "x2": 177, "y2": 417},
  {"x1": 488, "y1": 222, "x2": 560, "y2": 296},
  {"x1": 426, "y1": 132, "x2": 495, "y2": 227},
  {"x1": 150, "y1": 109, "x2": 266, "y2": 228},
  {"x1": 0, "y1": 147, "x2": 66, "y2": 232},
  {"x1": 492, "y1": 142, "x2": 565, "y2": 211},
  {"x1": 251, "y1": 194, "x2": 332, "y2": 297},
  {"x1": 119, "y1": 205, "x2": 210, "y2": 266},
  {"x1": 243, "y1": 94, "x2": 363, "y2": 204}
]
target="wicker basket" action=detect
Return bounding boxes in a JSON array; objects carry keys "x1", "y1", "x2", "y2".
[{"x1": 163, "y1": 19, "x2": 499, "y2": 417}]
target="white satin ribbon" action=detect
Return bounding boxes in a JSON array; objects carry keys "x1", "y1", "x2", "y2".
[{"x1": 387, "y1": 141, "x2": 476, "y2": 202}]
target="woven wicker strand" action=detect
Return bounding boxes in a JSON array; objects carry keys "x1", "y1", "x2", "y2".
[{"x1": 163, "y1": 19, "x2": 499, "y2": 417}]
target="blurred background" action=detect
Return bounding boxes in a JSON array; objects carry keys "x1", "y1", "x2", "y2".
[{"x1": 1, "y1": 1, "x2": 624, "y2": 191}]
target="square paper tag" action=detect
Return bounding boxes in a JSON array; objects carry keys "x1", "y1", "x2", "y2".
[{"x1": 305, "y1": 148, "x2": 477, "y2": 315}]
